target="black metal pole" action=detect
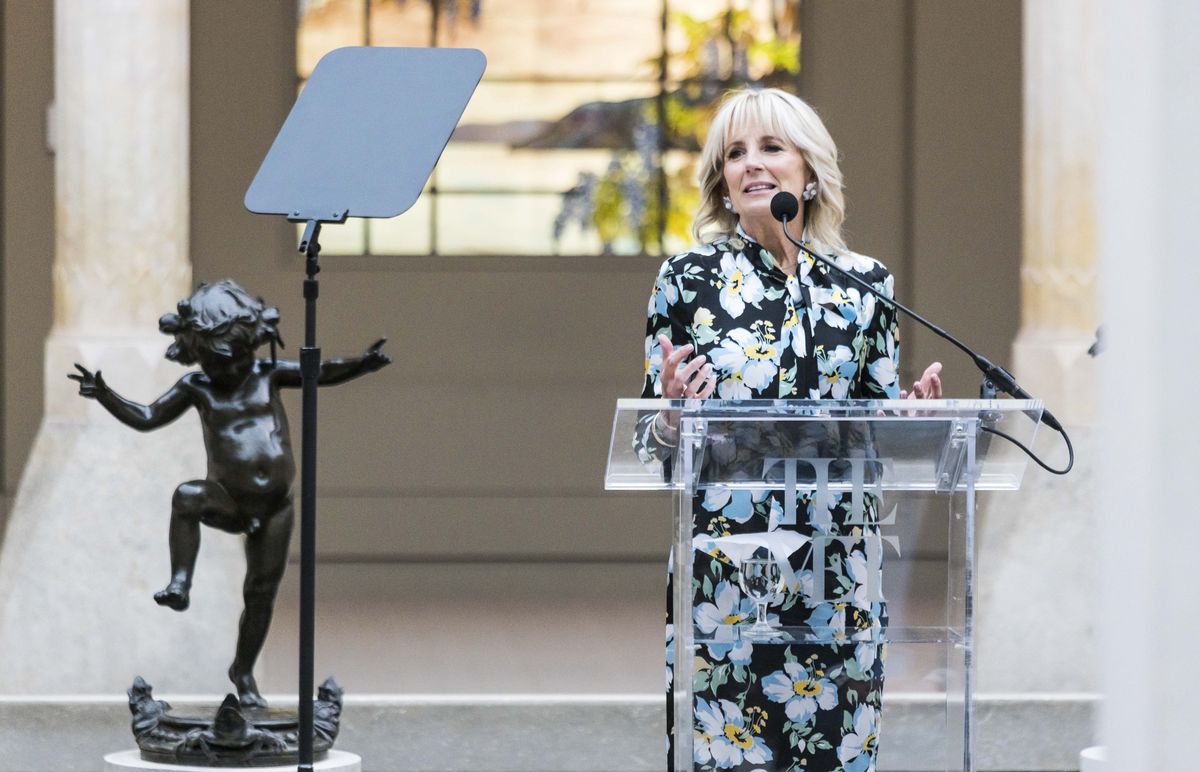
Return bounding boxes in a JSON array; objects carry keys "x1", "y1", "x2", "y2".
[{"x1": 298, "y1": 220, "x2": 322, "y2": 771}]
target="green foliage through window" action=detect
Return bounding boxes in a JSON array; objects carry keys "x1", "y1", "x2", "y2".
[{"x1": 297, "y1": 0, "x2": 801, "y2": 256}]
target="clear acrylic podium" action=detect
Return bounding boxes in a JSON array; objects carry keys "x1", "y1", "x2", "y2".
[{"x1": 605, "y1": 399, "x2": 1039, "y2": 771}]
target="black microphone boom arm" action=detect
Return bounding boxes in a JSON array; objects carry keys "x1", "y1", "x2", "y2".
[{"x1": 769, "y1": 191, "x2": 1063, "y2": 433}]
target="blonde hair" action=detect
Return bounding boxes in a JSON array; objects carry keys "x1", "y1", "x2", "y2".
[{"x1": 693, "y1": 88, "x2": 848, "y2": 253}]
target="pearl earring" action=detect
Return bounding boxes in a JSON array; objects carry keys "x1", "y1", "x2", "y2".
[
  {"x1": 802, "y1": 181, "x2": 818, "y2": 202},
  {"x1": 722, "y1": 195, "x2": 736, "y2": 213}
]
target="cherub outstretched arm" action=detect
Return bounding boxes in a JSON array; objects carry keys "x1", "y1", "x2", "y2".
[
  {"x1": 274, "y1": 338, "x2": 391, "y2": 388},
  {"x1": 69, "y1": 364, "x2": 193, "y2": 431}
]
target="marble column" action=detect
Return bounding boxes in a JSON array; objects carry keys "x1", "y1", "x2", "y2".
[
  {"x1": 0, "y1": 0, "x2": 242, "y2": 694},
  {"x1": 1096, "y1": 2, "x2": 1200, "y2": 768},
  {"x1": 975, "y1": 0, "x2": 1102, "y2": 694},
  {"x1": 1009, "y1": 0, "x2": 1101, "y2": 427}
]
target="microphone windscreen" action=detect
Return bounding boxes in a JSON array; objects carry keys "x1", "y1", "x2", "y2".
[{"x1": 770, "y1": 191, "x2": 800, "y2": 222}]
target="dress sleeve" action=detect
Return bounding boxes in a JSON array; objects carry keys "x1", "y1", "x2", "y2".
[
  {"x1": 634, "y1": 258, "x2": 689, "y2": 465},
  {"x1": 855, "y1": 269, "x2": 902, "y2": 400}
]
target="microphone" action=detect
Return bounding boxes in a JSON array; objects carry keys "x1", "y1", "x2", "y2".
[
  {"x1": 770, "y1": 191, "x2": 800, "y2": 223},
  {"x1": 769, "y1": 191, "x2": 1064, "y2": 434}
]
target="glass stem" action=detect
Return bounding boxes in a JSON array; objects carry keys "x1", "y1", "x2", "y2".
[{"x1": 755, "y1": 600, "x2": 768, "y2": 626}]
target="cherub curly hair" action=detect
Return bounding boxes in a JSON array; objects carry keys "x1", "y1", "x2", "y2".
[{"x1": 159, "y1": 280, "x2": 283, "y2": 365}]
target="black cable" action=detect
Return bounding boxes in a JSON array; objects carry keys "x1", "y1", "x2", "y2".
[{"x1": 981, "y1": 423, "x2": 1074, "y2": 475}]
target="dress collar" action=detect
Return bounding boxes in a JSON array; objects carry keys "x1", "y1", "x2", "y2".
[
  {"x1": 731, "y1": 223, "x2": 780, "y2": 274},
  {"x1": 730, "y1": 222, "x2": 817, "y2": 285}
]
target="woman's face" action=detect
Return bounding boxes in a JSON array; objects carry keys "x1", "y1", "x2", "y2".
[{"x1": 721, "y1": 123, "x2": 808, "y2": 227}]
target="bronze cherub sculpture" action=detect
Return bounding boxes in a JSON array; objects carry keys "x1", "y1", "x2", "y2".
[{"x1": 71, "y1": 279, "x2": 389, "y2": 709}]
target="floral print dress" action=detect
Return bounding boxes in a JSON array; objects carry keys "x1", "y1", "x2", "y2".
[{"x1": 637, "y1": 226, "x2": 902, "y2": 771}]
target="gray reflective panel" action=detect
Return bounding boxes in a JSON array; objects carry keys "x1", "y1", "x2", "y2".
[{"x1": 245, "y1": 46, "x2": 486, "y2": 221}]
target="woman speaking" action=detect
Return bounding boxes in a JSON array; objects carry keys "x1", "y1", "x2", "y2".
[{"x1": 638, "y1": 87, "x2": 940, "y2": 770}]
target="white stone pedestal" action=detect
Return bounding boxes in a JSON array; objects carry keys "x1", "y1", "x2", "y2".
[{"x1": 104, "y1": 749, "x2": 362, "y2": 771}]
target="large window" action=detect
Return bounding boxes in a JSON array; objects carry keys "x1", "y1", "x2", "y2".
[{"x1": 297, "y1": 0, "x2": 800, "y2": 256}]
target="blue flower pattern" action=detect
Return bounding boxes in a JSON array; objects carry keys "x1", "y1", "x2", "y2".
[{"x1": 639, "y1": 227, "x2": 900, "y2": 770}]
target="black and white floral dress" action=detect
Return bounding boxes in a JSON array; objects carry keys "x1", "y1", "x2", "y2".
[{"x1": 637, "y1": 226, "x2": 902, "y2": 771}]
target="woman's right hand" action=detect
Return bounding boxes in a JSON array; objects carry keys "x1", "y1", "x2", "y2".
[
  {"x1": 658, "y1": 334, "x2": 716, "y2": 399},
  {"x1": 654, "y1": 335, "x2": 717, "y2": 439}
]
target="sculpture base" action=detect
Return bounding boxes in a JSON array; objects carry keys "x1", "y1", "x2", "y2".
[
  {"x1": 126, "y1": 676, "x2": 343, "y2": 767},
  {"x1": 104, "y1": 749, "x2": 362, "y2": 771}
]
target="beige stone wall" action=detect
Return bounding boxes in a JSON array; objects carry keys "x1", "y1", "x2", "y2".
[
  {"x1": 804, "y1": 1, "x2": 1023, "y2": 401},
  {"x1": 2, "y1": 0, "x2": 1023, "y2": 561},
  {"x1": 1, "y1": 1, "x2": 1023, "y2": 695}
]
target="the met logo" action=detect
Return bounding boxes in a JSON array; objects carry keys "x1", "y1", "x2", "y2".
[{"x1": 760, "y1": 456, "x2": 899, "y2": 605}]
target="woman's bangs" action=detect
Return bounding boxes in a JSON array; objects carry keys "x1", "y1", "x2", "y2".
[{"x1": 723, "y1": 95, "x2": 804, "y2": 153}]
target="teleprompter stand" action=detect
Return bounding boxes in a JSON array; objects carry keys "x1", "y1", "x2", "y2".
[{"x1": 245, "y1": 46, "x2": 485, "y2": 771}]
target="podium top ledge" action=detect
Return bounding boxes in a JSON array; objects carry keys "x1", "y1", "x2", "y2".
[
  {"x1": 606, "y1": 398, "x2": 1044, "y2": 493},
  {"x1": 614, "y1": 397, "x2": 1043, "y2": 419}
]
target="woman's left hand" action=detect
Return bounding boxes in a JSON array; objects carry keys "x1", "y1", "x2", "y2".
[{"x1": 901, "y1": 362, "x2": 942, "y2": 400}]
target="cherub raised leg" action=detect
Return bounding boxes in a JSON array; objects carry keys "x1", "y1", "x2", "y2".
[{"x1": 155, "y1": 480, "x2": 244, "y2": 612}]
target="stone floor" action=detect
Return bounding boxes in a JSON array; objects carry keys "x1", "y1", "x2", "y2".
[{"x1": 0, "y1": 693, "x2": 1095, "y2": 771}]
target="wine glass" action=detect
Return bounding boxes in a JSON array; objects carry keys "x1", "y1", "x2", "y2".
[{"x1": 738, "y1": 556, "x2": 784, "y2": 640}]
